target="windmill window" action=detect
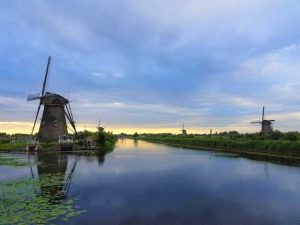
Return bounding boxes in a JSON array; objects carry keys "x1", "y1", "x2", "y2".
[{"x1": 53, "y1": 120, "x2": 58, "y2": 127}]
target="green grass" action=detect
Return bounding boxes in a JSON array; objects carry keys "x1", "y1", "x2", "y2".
[{"x1": 0, "y1": 143, "x2": 27, "y2": 152}]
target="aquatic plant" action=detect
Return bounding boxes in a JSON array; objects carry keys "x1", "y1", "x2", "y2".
[
  {"x1": 0, "y1": 173, "x2": 85, "y2": 225},
  {"x1": 0, "y1": 154, "x2": 37, "y2": 167}
]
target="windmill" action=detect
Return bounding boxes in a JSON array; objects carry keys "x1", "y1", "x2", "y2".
[
  {"x1": 97, "y1": 119, "x2": 105, "y2": 132},
  {"x1": 251, "y1": 106, "x2": 275, "y2": 136},
  {"x1": 27, "y1": 56, "x2": 77, "y2": 142},
  {"x1": 180, "y1": 123, "x2": 187, "y2": 135}
]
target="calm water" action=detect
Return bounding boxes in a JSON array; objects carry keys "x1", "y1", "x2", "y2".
[{"x1": 1, "y1": 139, "x2": 300, "y2": 225}]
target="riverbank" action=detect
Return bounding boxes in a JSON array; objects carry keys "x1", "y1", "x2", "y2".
[
  {"x1": 0, "y1": 132, "x2": 117, "y2": 153},
  {"x1": 139, "y1": 136, "x2": 300, "y2": 159}
]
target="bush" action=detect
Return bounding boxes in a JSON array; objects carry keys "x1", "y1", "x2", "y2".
[
  {"x1": 284, "y1": 132, "x2": 298, "y2": 141},
  {"x1": 270, "y1": 130, "x2": 283, "y2": 140}
]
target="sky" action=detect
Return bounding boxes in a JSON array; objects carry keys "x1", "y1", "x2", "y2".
[{"x1": 1, "y1": 0, "x2": 300, "y2": 134}]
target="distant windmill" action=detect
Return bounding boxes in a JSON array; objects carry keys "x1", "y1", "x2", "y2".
[
  {"x1": 180, "y1": 123, "x2": 187, "y2": 135},
  {"x1": 251, "y1": 106, "x2": 275, "y2": 136},
  {"x1": 97, "y1": 119, "x2": 105, "y2": 132},
  {"x1": 27, "y1": 56, "x2": 77, "y2": 141}
]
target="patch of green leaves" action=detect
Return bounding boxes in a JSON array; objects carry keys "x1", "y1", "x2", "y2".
[
  {"x1": 0, "y1": 173, "x2": 85, "y2": 225},
  {"x1": 0, "y1": 154, "x2": 37, "y2": 167}
]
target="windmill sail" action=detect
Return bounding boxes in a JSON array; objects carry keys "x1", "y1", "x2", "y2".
[
  {"x1": 27, "y1": 93, "x2": 41, "y2": 101},
  {"x1": 31, "y1": 104, "x2": 42, "y2": 136},
  {"x1": 41, "y1": 56, "x2": 51, "y2": 96}
]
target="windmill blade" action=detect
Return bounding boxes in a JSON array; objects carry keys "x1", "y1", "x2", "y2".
[
  {"x1": 262, "y1": 106, "x2": 265, "y2": 121},
  {"x1": 64, "y1": 104, "x2": 77, "y2": 135},
  {"x1": 56, "y1": 100, "x2": 77, "y2": 136},
  {"x1": 251, "y1": 121, "x2": 262, "y2": 124},
  {"x1": 27, "y1": 93, "x2": 41, "y2": 101},
  {"x1": 63, "y1": 157, "x2": 78, "y2": 198},
  {"x1": 98, "y1": 119, "x2": 101, "y2": 127},
  {"x1": 31, "y1": 103, "x2": 42, "y2": 136},
  {"x1": 41, "y1": 56, "x2": 51, "y2": 96}
]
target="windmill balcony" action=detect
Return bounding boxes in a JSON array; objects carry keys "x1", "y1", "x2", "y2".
[{"x1": 58, "y1": 135, "x2": 74, "y2": 144}]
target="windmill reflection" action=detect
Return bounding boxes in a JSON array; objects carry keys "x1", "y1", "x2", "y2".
[
  {"x1": 28, "y1": 150, "x2": 110, "y2": 203},
  {"x1": 28, "y1": 153, "x2": 78, "y2": 204},
  {"x1": 133, "y1": 139, "x2": 138, "y2": 148},
  {"x1": 96, "y1": 151, "x2": 106, "y2": 166}
]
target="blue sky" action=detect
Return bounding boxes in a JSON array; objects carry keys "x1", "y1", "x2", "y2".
[{"x1": 1, "y1": 0, "x2": 300, "y2": 134}]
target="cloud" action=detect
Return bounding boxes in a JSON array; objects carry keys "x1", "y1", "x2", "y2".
[
  {"x1": 92, "y1": 68, "x2": 124, "y2": 79},
  {"x1": 1, "y1": 0, "x2": 300, "y2": 133}
]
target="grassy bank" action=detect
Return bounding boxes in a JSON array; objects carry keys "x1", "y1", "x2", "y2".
[
  {"x1": 139, "y1": 134, "x2": 300, "y2": 158},
  {"x1": 0, "y1": 139, "x2": 26, "y2": 152}
]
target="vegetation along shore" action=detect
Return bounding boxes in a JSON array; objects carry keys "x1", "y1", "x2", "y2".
[
  {"x1": 136, "y1": 131, "x2": 300, "y2": 159},
  {"x1": 0, "y1": 131, "x2": 117, "y2": 153}
]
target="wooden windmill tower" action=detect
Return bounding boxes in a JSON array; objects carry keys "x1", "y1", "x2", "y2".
[
  {"x1": 27, "y1": 56, "x2": 77, "y2": 141},
  {"x1": 180, "y1": 123, "x2": 187, "y2": 135},
  {"x1": 251, "y1": 106, "x2": 275, "y2": 136}
]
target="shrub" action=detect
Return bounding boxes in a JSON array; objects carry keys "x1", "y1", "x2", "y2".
[
  {"x1": 270, "y1": 130, "x2": 283, "y2": 140},
  {"x1": 284, "y1": 132, "x2": 298, "y2": 141}
]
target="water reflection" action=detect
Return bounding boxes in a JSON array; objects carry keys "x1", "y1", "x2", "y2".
[
  {"x1": 35, "y1": 153, "x2": 77, "y2": 203},
  {"x1": 34, "y1": 150, "x2": 112, "y2": 203},
  {"x1": 2, "y1": 140, "x2": 300, "y2": 225},
  {"x1": 133, "y1": 139, "x2": 138, "y2": 148},
  {"x1": 69, "y1": 140, "x2": 300, "y2": 225},
  {"x1": 96, "y1": 151, "x2": 107, "y2": 166}
]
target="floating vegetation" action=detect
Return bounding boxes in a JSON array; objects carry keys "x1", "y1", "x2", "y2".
[
  {"x1": 0, "y1": 173, "x2": 86, "y2": 225},
  {"x1": 0, "y1": 154, "x2": 37, "y2": 167}
]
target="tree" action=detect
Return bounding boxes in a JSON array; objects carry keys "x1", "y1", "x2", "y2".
[{"x1": 97, "y1": 132, "x2": 106, "y2": 145}]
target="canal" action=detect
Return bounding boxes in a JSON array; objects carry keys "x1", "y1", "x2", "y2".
[{"x1": 1, "y1": 139, "x2": 300, "y2": 225}]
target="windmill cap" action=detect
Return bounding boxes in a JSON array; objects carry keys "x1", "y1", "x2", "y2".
[{"x1": 41, "y1": 92, "x2": 69, "y2": 105}]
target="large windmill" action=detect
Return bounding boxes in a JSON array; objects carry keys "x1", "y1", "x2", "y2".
[
  {"x1": 251, "y1": 106, "x2": 275, "y2": 136},
  {"x1": 27, "y1": 56, "x2": 77, "y2": 141}
]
